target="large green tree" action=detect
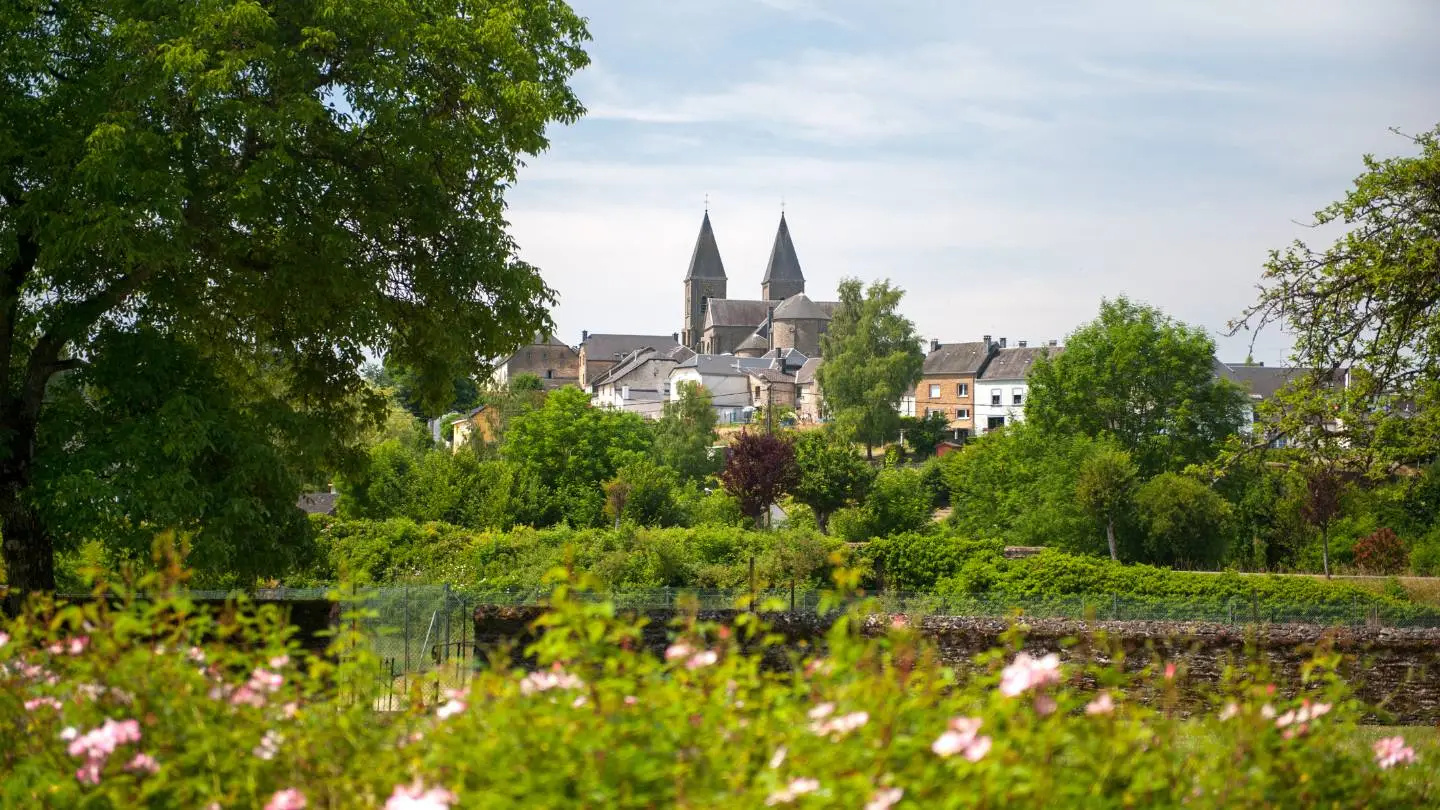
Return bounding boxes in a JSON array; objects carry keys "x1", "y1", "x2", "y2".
[
  {"x1": 1027, "y1": 297, "x2": 1246, "y2": 476},
  {"x1": 0, "y1": 0, "x2": 588, "y2": 591},
  {"x1": 816, "y1": 278, "x2": 925, "y2": 458},
  {"x1": 1232, "y1": 125, "x2": 1440, "y2": 470},
  {"x1": 790, "y1": 429, "x2": 873, "y2": 534},
  {"x1": 1074, "y1": 443, "x2": 1138, "y2": 562},
  {"x1": 501, "y1": 387, "x2": 651, "y2": 493},
  {"x1": 652, "y1": 382, "x2": 720, "y2": 483}
]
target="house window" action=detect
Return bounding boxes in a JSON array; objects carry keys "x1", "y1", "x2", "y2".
[
  {"x1": 957, "y1": 383, "x2": 968, "y2": 397},
  {"x1": 928, "y1": 384, "x2": 941, "y2": 399},
  {"x1": 988, "y1": 416, "x2": 1006, "y2": 431},
  {"x1": 546, "y1": 369, "x2": 554, "y2": 379},
  {"x1": 990, "y1": 388, "x2": 1002, "y2": 407},
  {"x1": 956, "y1": 408, "x2": 969, "y2": 419},
  {"x1": 1012, "y1": 388, "x2": 1023, "y2": 406}
]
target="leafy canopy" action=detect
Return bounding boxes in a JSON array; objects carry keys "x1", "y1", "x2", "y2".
[
  {"x1": 1026, "y1": 297, "x2": 1246, "y2": 476},
  {"x1": 790, "y1": 429, "x2": 873, "y2": 534},
  {"x1": 720, "y1": 430, "x2": 798, "y2": 527},
  {"x1": 652, "y1": 382, "x2": 720, "y2": 483},
  {"x1": 816, "y1": 278, "x2": 924, "y2": 453}
]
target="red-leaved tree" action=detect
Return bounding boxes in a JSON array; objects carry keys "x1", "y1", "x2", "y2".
[
  {"x1": 1354, "y1": 527, "x2": 1408, "y2": 575},
  {"x1": 720, "y1": 431, "x2": 799, "y2": 528}
]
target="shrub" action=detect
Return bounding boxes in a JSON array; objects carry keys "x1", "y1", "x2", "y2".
[
  {"x1": 1, "y1": 570, "x2": 1434, "y2": 808},
  {"x1": 835, "y1": 468, "x2": 934, "y2": 541},
  {"x1": 1411, "y1": 526, "x2": 1440, "y2": 576},
  {"x1": 1353, "y1": 528, "x2": 1408, "y2": 575},
  {"x1": 864, "y1": 533, "x2": 1003, "y2": 591},
  {"x1": 1134, "y1": 473, "x2": 1231, "y2": 568}
]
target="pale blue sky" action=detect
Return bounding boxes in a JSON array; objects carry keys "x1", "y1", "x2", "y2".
[{"x1": 504, "y1": 0, "x2": 1439, "y2": 364}]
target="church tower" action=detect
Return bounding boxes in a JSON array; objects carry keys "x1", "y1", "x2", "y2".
[
  {"x1": 682, "y1": 211, "x2": 727, "y2": 351},
  {"x1": 761, "y1": 212, "x2": 805, "y2": 302}
]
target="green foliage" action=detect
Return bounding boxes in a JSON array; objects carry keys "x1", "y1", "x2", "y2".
[
  {"x1": 651, "y1": 382, "x2": 721, "y2": 483},
  {"x1": 1133, "y1": 473, "x2": 1233, "y2": 569},
  {"x1": 502, "y1": 387, "x2": 652, "y2": 491},
  {"x1": 1235, "y1": 124, "x2": 1440, "y2": 469},
  {"x1": 901, "y1": 411, "x2": 951, "y2": 458},
  {"x1": 790, "y1": 430, "x2": 874, "y2": 534},
  {"x1": 834, "y1": 468, "x2": 934, "y2": 541},
  {"x1": 603, "y1": 455, "x2": 682, "y2": 528},
  {"x1": 362, "y1": 356, "x2": 481, "y2": 419},
  {"x1": 816, "y1": 278, "x2": 925, "y2": 454},
  {"x1": 2, "y1": 569, "x2": 1436, "y2": 808},
  {"x1": 1074, "y1": 443, "x2": 1139, "y2": 561},
  {"x1": 338, "y1": 444, "x2": 546, "y2": 530},
  {"x1": 1412, "y1": 526, "x2": 1440, "y2": 576},
  {"x1": 1027, "y1": 297, "x2": 1246, "y2": 475},
  {"x1": 864, "y1": 533, "x2": 1004, "y2": 590},
  {"x1": 0, "y1": 0, "x2": 592, "y2": 591}
]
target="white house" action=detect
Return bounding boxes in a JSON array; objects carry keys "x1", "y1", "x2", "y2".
[
  {"x1": 591, "y1": 345, "x2": 695, "y2": 419},
  {"x1": 972, "y1": 342, "x2": 1058, "y2": 436},
  {"x1": 669, "y1": 354, "x2": 784, "y2": 424}
]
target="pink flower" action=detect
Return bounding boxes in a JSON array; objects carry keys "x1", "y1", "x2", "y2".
[
  {"x1": 229, "y1": 686, "x2": 267, "y2": 708},
  {"x1": 665, "y1": 642, "x2": 694, "y2": 662},
  {"x1": 1275, "y1": 710, "x2": 1297, "y2": 729},
  {"x1": 686, "y1": 649, "x2": 719, "y2": 670},
  {"x1": 386, "y1": 781, "x2": 457, "y2": 810},
  {"x1": 265, "y1": 788, "x2": 308, "y2": 810},
  {"x1": 999, "y1": 652, "x2": 1061, "y2": 697},
  {"x1": 68, "y1": 718, "x2": 142, "y2": 760},
  {"x1": 1373, "y1": 736, "x2": 1417, "y2": 769},
  {"x1": 807, "y1": 703, "x2": 835, "y2": 721},
  {"x1": 1033, "y1": 695, "x2": 1057, "y2": 716},
  {"x1": 623, "y1": 695, "x2": 638, "y2": 706},
  {"x1": 282, "y1": 702, "x2": 300, "y2": 719},
  {"x1": 188, "y1": 647, "x2": 207, "y2": 663},
  {"x1": 932, "y1": 716, "x2": 991, "y2": 761},
  {"x1": 436, "y1": 698, "x2": 467, "y2": 720},
  {"x1": 1218, "y1": 702, "x2": 1239, "y2": 721},
  {"x1": 248, "y1": 668, "x2": 284, "y2": 693},
  {"x1": 571, "y1": 695, "x2": 588, "y2": 709},
  {"x1": 269, "y1": 654, "x2": 290, "y2": 669},
  {"x1": 60, "y1": 727, "x2": 79, "y2": 741},
  {"x1": 124, "y1": 753, "x2": 159, "y2": 775},
  {"x1": 0, "y1": 631, "x2": 9, "y2": 647},
  {"x1": 69, "y1": 637, "x2": 89, "y2": 655},
  {"x1": 253, "y1": 730, "x2": 283, "y2": 760},
  {"x1": 25, "y1": 696, "x2": 63, "y2": 712},
  {"x1": 1085, "y1": 692, "x2": 1115, "y2": 716},
  {"x1": 866, "y1": 787, "x2": 904, "y2": 810},
  {"x1": 765, "y1": 777, "x2": 820, "y2": 805},
  {"x1": 1259, "y1": 704, "x2": 1276, "y2": 720},
  {"x1": 75, "y1": 761, "x2": 102, "y2": 785},
  {"x1": 769, "y1": 746, "x2": 787, "y2": 769},
  {"x1": 1163, "y1": 662, "x2": 1177, "y2": 681},
  {"x1": 811, "y1": 711, "x2": 869, "y2": 739},
  {"x1": 518, "y1": 668, "x2": 584, "y2": 696}
]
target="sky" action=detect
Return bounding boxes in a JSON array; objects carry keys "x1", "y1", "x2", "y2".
[{"x1": 503, "y1": 0, "x2": 1440, "y2": 365}]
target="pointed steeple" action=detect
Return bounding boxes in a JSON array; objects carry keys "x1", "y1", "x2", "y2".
[
  {"x1": 762, "y1": 212, "x2": 804, "y2": 301},
  {"x1": 684, "y1": 212, "x2": 727, "y2": 281}
]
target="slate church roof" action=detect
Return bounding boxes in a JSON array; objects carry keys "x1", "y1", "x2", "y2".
[
  {"x1": 762, "y1": 212, "x2": 804, "y2": 284},
  {"x1": 685, "y1": 212, "x2": 727, "y2": 281}
]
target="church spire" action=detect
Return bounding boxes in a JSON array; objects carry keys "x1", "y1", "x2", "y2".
[
  {"x1": 761, "y1": 212, "x2": 804, "y2": 300},
  {"x1": 684, "y1": 211, "x2": 727, "y2": 281}
]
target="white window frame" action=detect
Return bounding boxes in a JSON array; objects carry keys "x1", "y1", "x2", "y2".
[
  {"x1": 956, "y1": 408, "x2": 969, "y2": 419},
  {"x1": 957, "y1": 383, "x2": 968, "y2": 397},
  {"x1": 928, "y1": 383, "x2": 941, "y2": 399},
  {"x1": 990, "y1": 388, "x2": 1002, "y2": 407},
  {"x1": 1012, "y1": 387, "x2": 1024, "y2": 406}
]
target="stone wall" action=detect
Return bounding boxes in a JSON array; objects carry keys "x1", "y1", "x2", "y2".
[{"x1": 472, "y1": 606, "x2": 1440, "y2": 724}]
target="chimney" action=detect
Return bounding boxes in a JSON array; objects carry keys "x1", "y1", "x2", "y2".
[
  {"x1": 1048, "y1": 339, "x2": 1058, "y2": 347},
  {"x1": 1018, "y1": 341, "x2": 1027, "y2": 348},
  {"x1": 982, "y1": 334, "x2": 991, "y2": 349},
  {"x1": 930, "y1": 338, "x2": 940, "y2": 353},
  {"x1": 582, "y1": 330, "x2": 589, "y2": 342},
  {"x1": 672, "y1": 332, "x2": 679, "y2": 343},
  {"x1": 999, "y1": 337, "x2": 1007, "y2": 349}
]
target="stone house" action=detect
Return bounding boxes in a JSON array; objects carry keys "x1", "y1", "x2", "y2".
[
  {"x1": 590, "y1": 345, "x2": 696, "y2": 419},
  {"x1": 669, "y1": 354, "x2": 780, "y2": 424},
  {"x1": 794, "y1": 357, "x2": 824, "y2": 423},
  {"x1": 745, "y1": 367, "x2": 798, "y2": 413},
  {"x1": 577, "y1": 332, "x2": 682, "y2": 390},
  {"x1": 489, "y1": 333, "x2": 579, "y2": 390}
]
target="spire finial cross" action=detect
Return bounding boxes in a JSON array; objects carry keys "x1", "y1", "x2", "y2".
[{"x1": 704, "y1": 192, "x2": 709, "y2": 213}]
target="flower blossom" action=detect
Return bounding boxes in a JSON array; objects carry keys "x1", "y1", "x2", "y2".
[
  {"x1": 188, "y1": 647, "x2": 207, "y2": 663},
  {"x1": 269, "y1": 654, "x2": 290, "y2": 669},
  {"x1": 1373, "y1": 736, "x2": 1417, "y2": 770},
  {"x1": 253, "y1": 730, "x2": 283, "y2": 760},
  {"x1": 810, "y1": 711, "x2": 869, "y2": 739},
  {"x1": 1163, "y1": 662, "x2": 1177, "y2": 681},
  {"x1": 1085, "y1": 692, "x2": 1115, "y2": 716},
  {"x1": 932, "y1": 716, "x2": 992, "y2": 762},
  {"x1": 1218, "y1": 702, "x2": 1239, "y2": 721},
  {"x1": 999, "y1": 652, "x2": 1061, "y2": 697},
  {"x1": 25, "y1": 696, "x2": 63, "y2": 712},
  {"x1": 865, "y1": 787, "x2": 904, "y2": 810},
  {"x1": 519, "y1": 667, "x2": 585, "y2": 696},
  {"x1": 769, "y1": 746, "x2": 787, "y2": 770},
  {"x1": 807, "y1": 703, "x2": 835, "y2": 721},
  {"x1": 1259, "y1": 704, "x2": 1276, "y2": 720},
  {"x1": 124, "y1": 753, "x2": 159, "y2": 775},
  {"x1": 0, "y1": 631, "x2": 9, "y2": 647},
  {"x1": 765, "y1": 777, "x2": 821, "y2": 805},
  {"x1": 665, "y1": 642, "x2": 694, "y2": 662},
  {"x1": 265, "y1": 788, "x2": 308, "y2": 810},
  {"x1": 248, "y1": 668, "x2": 284, "y2": 693},
  {"x1": 68, "y1": 718, "x2": 142, "y2": 761},
  {"x1": 685, "y1": 649, "x2": 719, "y2": 670},
  {"x1": 436, "y1": 688, "x2": 467, "y2": 720},
  {"x1": 386, "y1": 780, "x2": 458, "y2": 810}
]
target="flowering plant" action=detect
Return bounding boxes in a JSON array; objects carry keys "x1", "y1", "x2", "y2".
[{"x1": 1, "y1": 564, "x2": 1433, "y2": 808}]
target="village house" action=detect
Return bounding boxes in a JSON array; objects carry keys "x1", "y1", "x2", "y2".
[
  {"x1": 669, "y1": 354, "x2": 788, "y2": 424},
  {"x1": 577, "y1": 332, "x2": 683, "y2": 390},
  {"x1": 745, "y1": 367, "x2": 797, "y2": 414},
  {"x1": 795, "y1": 357, "x2": 823, "y2": 423},
  {"x1": 973, "y1": 341, "x2": 1059, "y2": 436},
  {"x1": 1215, "y1": 361, "x2": 1353, "y2": 446},
  {"x1": 489, "y1": 333, "x2": 580, "y2": 390},
  {"x1": 590, "y1": 344, "x2": 697, "y2": 418},
  {"x1": 915, "y1": 337, "x2": 1001, "y2": 441}
]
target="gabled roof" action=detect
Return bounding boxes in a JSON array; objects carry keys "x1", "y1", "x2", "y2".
[
  {"x1": 795, "y1": 357, "x2": 822, "y2": 385},
  {"x1": 736, "y1": 331, "x2": 770, "y2": 353},
  {"x1": 773, "y1": 292, "x2": 829, "y2": 321},
  {"x1": 581, "y1": 334, "x2": 681, "y2": 361},
  {"x1": 297, "y1": 492, "x2": 339, "y2": 515},
  {"x1": 705, "y1": 299, "x2": 776, "y2": 329},
  {"x1": 684, "y1": 212, "x2": 727, "y2": 281},
  {"x1": 746, "y1": 367, "x2": 795, "y2": 384},
  {"x1": 923, "y1": 342, "x2": 994, "y2": 376},
  {"x1": 674, "y1": 354, "x2": 777, "y2": 377},
  {"x1": 592, "y1": 345, "x2": 695, "y2": 389},
  {"x1": 762, "y1": 213, "x2": 804, "y2": 283},
  {"x1": 1217, "y1": 362, "x2": 1333, "y2": 400},
  {"x1": 979, "y1": 346, "x2": 1054, "y2": 381}
]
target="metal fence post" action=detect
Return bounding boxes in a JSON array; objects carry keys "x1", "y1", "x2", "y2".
[
  {"x1": 403, "y1": 585, "x2": 411, "y2": 695},
  {"x1": 1111, "y1": 594, "x2": 1119, "y2": 621},
  {"x1": 749, "y1": 556, "x2": 756, "y2": 611}
]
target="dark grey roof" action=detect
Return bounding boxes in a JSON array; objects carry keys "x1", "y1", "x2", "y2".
[
  {"x1": 773, "y1": 292, "x2": 830, "y2": 321},
  {"x1": 592, "y1": 348, "x2": 656, "y2": 388},
  {"x1": 795, "y1": 357, "x2": 822, "y2": 385},
  {"x1": 675, "y1": 354, "x2": 776, "y2": 376},
  {"x1": 684, "y1": 212, "x2": 727, "y2": 281},
  {"x1": 1217, "y1": 362, "x2": 1330, "y2": 400},
  {"x1": 761, "y1": 213, "x2": 804, "y2": 283},
  {"x1": 736, "y1": 331, "x2": 770, "y2": 352},
  {"x1": 297, "y1": 492, "x2": 339, "y2": 515},
  {"x1": 746, "y1": 367, "x2": 795, "y2": 383},
  {"x1": 705, "y1": 299, "x2": 776, "y2": 329},
  {"x1": 979, "y1": 346, "x2": 1054, "y2": 381},
  {"x1": 923, "y1": 342, "x2": 994, "y2": 375},
  {"x1": 581, "y1": 334, "x2": 681, "y2": 360},
  {"x1": 815, "y1": 301, "x2": 840, "y2": 318}
]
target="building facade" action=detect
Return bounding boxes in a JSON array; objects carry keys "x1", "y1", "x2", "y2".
[
  {"x1": 489, "y1": 333, "x2": 579, "y2": 390},
  {"x1": 577, "y1": 332, "x2": 682, "y2": 390},
  {"x1": 973, "y1": 342, "x2": 1057, "y2": 436},
  {"x1": 915, "y1": 338, "x2": 1001, "y2": 439}
]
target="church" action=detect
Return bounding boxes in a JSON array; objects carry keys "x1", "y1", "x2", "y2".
[{"x1": 681, "y1": 211, "x2": 839, "y2": 358}]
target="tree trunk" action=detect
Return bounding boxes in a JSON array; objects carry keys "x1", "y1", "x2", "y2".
[
  {"x1": 816, "y1": 509, "x2": 829, "y2": 535},
  {"x1": 1321, "y1": 525, "x2": 1331, "y2": 578},
  {"x1": 1, "y1": 455, "x2": 55, "y2": 613},
  {"x1": 865, "y1": 443, "x2": 873, "y2": 460},
  {"x1": 1105, "y1": 517, "x2": 1118, "y2": 562}
]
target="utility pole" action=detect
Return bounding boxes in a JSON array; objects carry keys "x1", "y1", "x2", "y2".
[{"x1": 767, "y1": 382, "x2": 775, "y2": 435}]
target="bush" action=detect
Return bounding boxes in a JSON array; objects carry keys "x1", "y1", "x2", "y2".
[
  {"x1": 1134, "y1": 473, "x2": 1231, "y2": 568},
  {"x1": 835, "y1": 468, "x2": 934, "y2": 541},
  {"x1": 1354, "y1": 528, "x2": 1408, "y2": 575},
  {"x1": 1, "y1": 571, "x2": 1434, "y2": 808},
  {"x1": 864, "y1": 533, "x2": 1003, "y2": 591},
  {"x1": 1411, "y1": 526, "x2": 1440, "y2": 576}
]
